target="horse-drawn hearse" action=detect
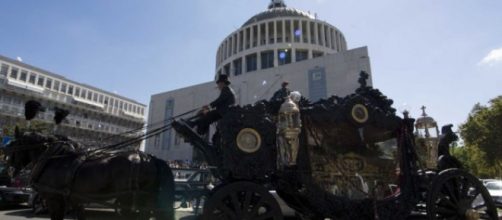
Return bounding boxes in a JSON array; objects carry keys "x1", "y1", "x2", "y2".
[
  {"x1": 1, "y1": 71, "x2": 497, "y2": 220},
  {"x1": 170, "y1": 72, "x2": 498, "y2": 220}
]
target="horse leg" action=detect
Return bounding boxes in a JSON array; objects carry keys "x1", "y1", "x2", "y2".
[
  {"x1": 46, "y1": 197, "x2": 65, "y2": 220},
  {"x1": 72, "y1": 202, "x2": 86, "y2": 220},
  {"x1": 153, "y1": 161, "x2": 175, "y2": 220}
]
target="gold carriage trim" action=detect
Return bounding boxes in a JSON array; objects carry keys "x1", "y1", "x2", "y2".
[
  {"x1": 236, "y1": 128, "x2": 262, "y2": 153},
  {"x1": 351, "y1": 104, "x2": 369, "y2": 123}
]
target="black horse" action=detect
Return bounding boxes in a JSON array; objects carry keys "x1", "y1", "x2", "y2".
[{"x1": 3, "y1": 129, "x2": 174, "y2": 220}]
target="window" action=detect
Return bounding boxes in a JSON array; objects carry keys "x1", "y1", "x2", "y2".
[
  {"x1": 45, "y1": 78, "x2": 52, "y2": 89},
  {"x1": 20, "y1": 70, "x2": 28, "y2": 81},
  {"x1": 68, "y1": 85, "x2": 74, "y2": 95},
  {"x1": 104, "y1": 97, "x2": 109, "y2": 105},
  {"x1": 313, "y1": 51, "x2": 324, "y2": 58},
  {"x1": 245, "y1": 53, "x2": 257, "y2": 72},
  {"x1": 10, "y1": 67, "x2": 18, "y2": 79},
  {"x1": 93, "y1": 93, "x2": 98, "y2": 102},
  {"x1": 296, "y1": 50, "x2": 308, "y2": 62},
  {"x1": 260, "y1": 23, "x2": 266, "y2": 45},
  {"x1": 293, "y1": 20, "x2": 300, "y2": 43},
  {"x1": 37, "y1": 76, "x2": 45, "y2": 86},
  {"x1": 252, "y1": 25, "x2": 258, "y2": 47},
  {"x1": 119, "y1": 101, "x2": 123, "y2": 109},
  {"x1": 99, "y1": 94, "x2": 104, "y2": 103},
  {"x1": 61, "y1": 83, "x2": 67, "y2": 93},
  {"x1": 80, "y1": 89, "x2": 86, "y2": 98},
  {"x1": 87, "y1": 91, "x2": 92, "y2": 100},
  {"x1": 268, "y1": 21, "x2": 275, "y2": 44},
  {"x1": 53, "y1": 80, "x2": 60, "y2": 91},
  {"x1": 29, "y1": 73, "x2": 36, "y2": 84},
  {"x1": 261, "y1": 50, "x2": 274, "y2": 69},
  {"x1": 223, "y1": 64, "x2": 230, "y2": 75},
  {"x1": 0, "y1": 64, "x2": 8, "y2": 76},
  {"x1": 302, "y1": 21, "x2": 308, "y2": 43},
  {"x1": 278, "y1": 49, "x2": 291, "y2": 65},
  {"x1": 276, "y1": 21, "x2": 283, "y2": 43},
  {"x1": 233, "y1": 58, "x2": 242, "y2": 76},
  {"x1": 310, "y1": 22, "x2": 316, "y2": 44},
  {"x1": 75, "y1": 87, "x2": 80, "y2": 97}
]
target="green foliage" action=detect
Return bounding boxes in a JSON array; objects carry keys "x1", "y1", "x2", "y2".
[
  {"x1": 458, "y1": 96, "x2": 502, "y2": 178},
  {"x1": 2, "y1": 120, "x2": 53, "y2": 137}
]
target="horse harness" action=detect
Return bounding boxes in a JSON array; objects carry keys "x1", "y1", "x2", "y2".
[
  {"x1": 30, "y1": 142, "x2": 154, "y2": 206},
  {"x1": 31, "y1": 141, "x2": 86, "y2": 197}
]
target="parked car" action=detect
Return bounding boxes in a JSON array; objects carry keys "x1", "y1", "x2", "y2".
[
  {"x1": 0, "y1": 162, "x2": 11, "y2": 186},
  {"x1": 484, "y1": 180, "x2": 502, "y2": 204},
  {"x1": 0, "y1": 169, "x2": 32, "y2": 207}
]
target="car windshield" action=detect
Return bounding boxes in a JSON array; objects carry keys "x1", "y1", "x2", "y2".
[{"x1": 486, "y1": 182, "x2": 502, "y2": 190}]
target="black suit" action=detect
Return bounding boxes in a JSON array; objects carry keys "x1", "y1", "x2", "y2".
[
  {"x1": 196, "y1": 85, "x2": 236, "y2": 134},
  {"x1": 210, "y1": 86, "x2": 235, "y2": 115}
]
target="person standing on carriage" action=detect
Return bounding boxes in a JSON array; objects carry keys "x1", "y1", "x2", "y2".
[
  {"x1": 271, "y1": 81, "x2": 291, "y2": 102},
  {"x1": 189, "y1": 74, "x2": 235, "y2": 135}
]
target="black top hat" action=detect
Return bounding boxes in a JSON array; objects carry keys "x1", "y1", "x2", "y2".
[{"x1": 216, "y1": 74, "x2": 230, "y2": 85}]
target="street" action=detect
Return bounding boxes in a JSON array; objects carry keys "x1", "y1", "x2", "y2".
[{"x1": 0, "y1": 205, "x2": 197, "y2": 220}]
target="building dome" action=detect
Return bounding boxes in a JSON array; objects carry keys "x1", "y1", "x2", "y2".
[
  {"x1": 215, "y1": 0, "x2": 347, "y2": 78},
  {"x1": 243, "y1": 7, "x2": 314, "y2": 27}
]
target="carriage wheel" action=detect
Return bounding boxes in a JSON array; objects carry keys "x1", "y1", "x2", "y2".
[
  {"x1": 202, "y1": 181, "x2": 283, "y2": 220},
  {"x1": 426, "y1": 168, "x2": 498, "y2": 220}
]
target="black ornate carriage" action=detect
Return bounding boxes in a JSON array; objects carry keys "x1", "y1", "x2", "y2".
[{"x1": 172, "y1": 72, "x2": 497, "y2": 220}]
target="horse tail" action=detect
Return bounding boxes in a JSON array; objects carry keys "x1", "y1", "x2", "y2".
[{"x1": 154, "y1": 157, "x2": 175, "y2": 220}]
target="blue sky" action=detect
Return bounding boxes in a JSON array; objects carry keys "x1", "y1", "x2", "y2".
[{"x1": 1, "y1": 0, "x2": 501, "y2": 129}]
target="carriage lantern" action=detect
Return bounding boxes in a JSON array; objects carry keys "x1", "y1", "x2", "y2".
[
  {"x1": 277, "y1": 95, "x2": 302, "y2": 169},
  {"x1": 414, "y1": 106, "x2": 440, "y2": 169}
]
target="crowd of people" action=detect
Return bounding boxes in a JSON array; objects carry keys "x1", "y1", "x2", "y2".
[{"x1": 167, "y1": 160, "x2": 208, "y2": 170}]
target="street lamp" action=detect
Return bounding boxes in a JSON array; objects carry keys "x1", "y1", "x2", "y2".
[{"x1": 415, "y1": 106, "x2": 440, "y2": 169}]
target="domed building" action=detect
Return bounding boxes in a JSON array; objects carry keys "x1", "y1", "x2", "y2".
[
  {"x1": 215, "y1": 0, "x2": 347, "y2": 77},
  {"x1": 146, "y1": 0, "x2": 373, "y2": 161}
]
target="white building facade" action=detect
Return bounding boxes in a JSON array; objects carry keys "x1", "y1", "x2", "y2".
[
  {"x1": 146, "y1": 0, "x2": 373, "y2": 161},
  {"x1": 0, "y1": 55, "x2": 146, "y2": 147}
]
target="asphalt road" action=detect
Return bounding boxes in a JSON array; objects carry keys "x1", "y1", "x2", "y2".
[{"x1": 0, "y1": 205, "x2": 197, "y2": 220}]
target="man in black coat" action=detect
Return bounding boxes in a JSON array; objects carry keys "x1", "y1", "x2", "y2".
[
  {"x1": 271, "y1": 81, "x2": 291, "y2": 102},
  {"x1": 192, "y1": 74, "x2": 235, "y2": 134}
]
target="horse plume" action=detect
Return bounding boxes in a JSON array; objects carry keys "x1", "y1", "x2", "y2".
[
  {"x1": 24, "y1": 100, "x2": 45, "y2": 121},
  {"x1": 54, "y1": 107, "x2": 70, "y2": 125}
]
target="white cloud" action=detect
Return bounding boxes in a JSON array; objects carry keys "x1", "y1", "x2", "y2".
[{"x1": 479, "y1": 47, "x2": 502, "y2": 66}]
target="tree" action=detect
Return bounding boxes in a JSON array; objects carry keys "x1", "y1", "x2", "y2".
[{"x1": 459, "y1": 96, "x2": 502, "y2": 178}]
